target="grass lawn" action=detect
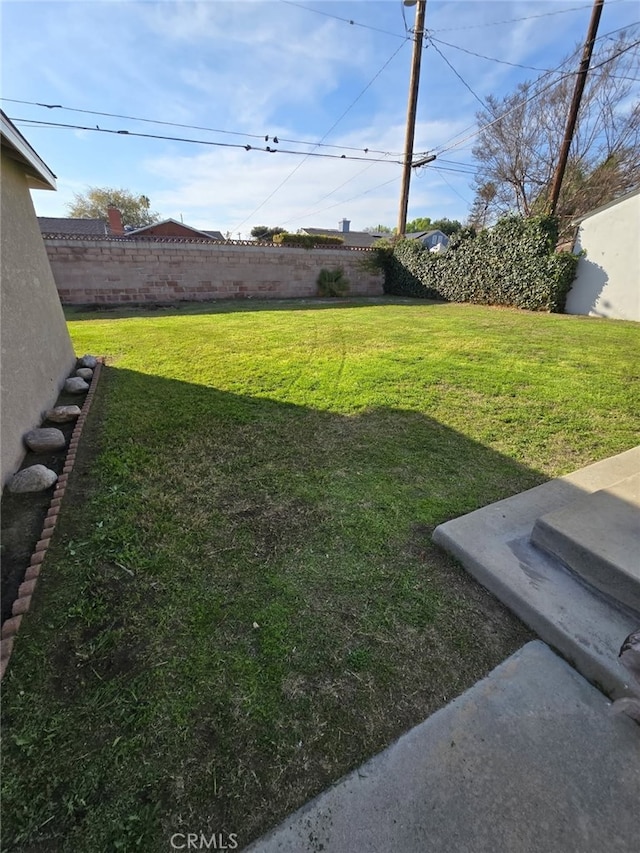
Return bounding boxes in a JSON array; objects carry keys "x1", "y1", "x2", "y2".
[{"x1": 2, "y1": 299, "x2": 638, "y2": 851}]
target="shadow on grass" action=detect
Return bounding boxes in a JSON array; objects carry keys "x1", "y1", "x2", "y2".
[
  {"x1": 2, "y1": 364, "x2": 551, "y2": 851},
  {"x1": 64, "y1": 295, "x2": 446, "y2": 322}
]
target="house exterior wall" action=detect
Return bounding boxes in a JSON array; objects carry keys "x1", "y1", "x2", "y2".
[
  {"x1": 44, "y1": 239, "x2": 384, "y2": 304},
  {"x1": 421, "y1": 232, "x2": 448, "y2": 250},
  {"x1": 565, "y1": 191, "x2": 640, "y2": 321},
  {"x1": 0, "y1": 155, "x2": 76, "y2": 488}
]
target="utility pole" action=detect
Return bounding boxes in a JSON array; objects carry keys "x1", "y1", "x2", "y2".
[
  {"x1": 397, "y1": 0, "x2": 427, "y2": 237},
  {"x1": 548, "y1": 0, "x2": 604, "y2": 215}
]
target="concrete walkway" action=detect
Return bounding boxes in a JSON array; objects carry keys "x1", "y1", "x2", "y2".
[{"x1": 246, "y1": 642, "x2": 639, "y2": 853}]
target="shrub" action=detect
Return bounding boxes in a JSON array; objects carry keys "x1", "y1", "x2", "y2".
[
  {"x1": 379, "y1": 215, "x2": 579, "y2": 312},
  {"x1": 273, "y1": 232, "x2": 344, "y2": 248},
  {"x1": 317, "y1": 267, "x2": 350, "y2": 297}
]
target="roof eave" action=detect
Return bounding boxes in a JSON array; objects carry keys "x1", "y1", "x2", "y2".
[{"x1": 1, "y1": 111, "x2": 57, "y2": 190}]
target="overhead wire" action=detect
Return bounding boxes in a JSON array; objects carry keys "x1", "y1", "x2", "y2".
[
  {"x1": 432, "y1": 2, "x2": 624, "y2": 34},
  {"x1": 427, "y1": 19, "x2": 639, "y2": 74},
  {"x1": 430, "y1": 170, "x2": 473, "y2": 206},
  {"x1": 278, "y1": 0, "x2": 408, "y2": 41},
  {"x1": 0, "y1": 96, "x2": 400, "y2": 157},
  {"x1": 427, "y1": 39, "x2": 487, "y2": 109},
  {"x1": 278, "y1": 156, "x2": 393, "y2": 226},
  {"x1": 232, "y1": 38, "x2": 409, "y2": 230},
  {"x1": 9, "y1": 118, "x2": 402, "y2": 163},
  {"x1": 433, "y1": 36, "x2": 640, "y2": 157},
  {"x1": 428, "y1": 37, "x2": 552, "y2": 73},
  {"x1": 279, "y1": 0, "x2": 625, "y2": 40},
  {"x1": 296, "y1": 176, "x2": 401, "y2": 223}
]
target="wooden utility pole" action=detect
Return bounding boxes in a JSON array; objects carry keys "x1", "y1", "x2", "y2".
[
  {"x1": 548, "y1": 0, "x2": 604, "y2": 215},
  {"x1": 397, "y1": 0, "x2": 427, "y2": 237}
]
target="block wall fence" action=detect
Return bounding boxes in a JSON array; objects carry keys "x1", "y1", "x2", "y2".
[{"x1": 43, "y1": 237, "x2": 384, "y2": 304}]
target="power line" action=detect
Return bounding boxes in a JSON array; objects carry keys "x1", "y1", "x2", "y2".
[
  {"x1": 432, "y1": 170, "x2": 474, "y2": 206},
  {"x1": 427, "y1": 39, "x2": 487, "y2": 109},
  {"x1": 279, "y1": 0, "x2": 627, "y2": 42},
  {"x1": 279, "y1": 0, "x2": 408, "y2": 41},
  {"x1": 279, "y1": 157, "x2": 478, "y2": 227},
  {"x1": 433, "y1": 37, "x2": 640, "y2": 157},
  {"x1": 430, "y1": 164, "x2": 478, "y2": 175},
  {"x1": 233, "y1": 39, "x2": 409, "y2": 231},
  {"x1": 588, "y1": 35, "x2": 640, "y2": 69},
  {"x1": 431, "y1": 2, "x2": 620, "y2": 34},
  {"x1": 296, "y1": 176, "x2": 401, "y2": 223},
  {"x1": 0, "y1": 97, "x2": 399, "y2": 157},
  {"x1": 278, "y1": 157, "x2": 390, "y2": 226},
  {"x1": 428, "y1": 20, "x2": 639, "y2": 73},
  {"x1": 281, "y1": 158, "x2": 477, "y2": 229},
  {"x1": 428, "y1": 36, "x2": 552, "y2": 72},
  {"x1": 10, "y1": 118, "x2": 401, "y2": 164}
]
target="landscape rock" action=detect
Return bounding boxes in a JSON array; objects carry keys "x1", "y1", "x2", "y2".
[
  {"x1": 78, "y1": 354, "x2": 98, "y2": 369},
  {"x1": 24, "y1": 428, "x2": 66, "y2": 453},
  {"x1": 76, "y1": 368, "x2": 94, "y2": 381},
  {"x1": 8, "y1": 465, "x2": 58, "y2": 493},
  {"x1": 45, "y1": 405, "x2": 82, "y2": 423},
  {"x1": 65, "y1": 377, "x2": 89, "y2": 394}
]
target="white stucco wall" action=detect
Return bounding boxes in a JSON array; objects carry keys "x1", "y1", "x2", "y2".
[
  {"x1": 565, "y1": 190, "x2": 640, "y2": 321},
  {"x1": 1, "y1": 154, "x2": 76, "y2": 489}
]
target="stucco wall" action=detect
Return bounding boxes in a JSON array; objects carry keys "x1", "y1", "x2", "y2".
[
  {"x1": 1, "y1": 155, "x2": 76, "y2": 488},
  {"x1": 43, "y1": 238, "x2": 384, "y2": 304},
  {"x1": 565, "y1": 191, "x2": 640, "y2": 321}
]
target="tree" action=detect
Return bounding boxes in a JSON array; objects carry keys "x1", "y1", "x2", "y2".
[
  {"x1": 405, "y1": 216, "x2": 432, "y2": 233},
  {"x1": 431, "y1": 218, "x2": 462, "y2": 236},
  {"x1": 364, "y1": 224, "x2": 394, "y2": 233},
  {"x1": 251, "y1": 225, "x2": 286, "y2": 241},
  {"x1": 471, "y1": 32, "x2": 640, "y2": 235},
  {"x1": 67, "y1": 187, "x2": 160, "y2": 228},
  {"x1": 467, "y1": 182, "x2": 497, "y2": 231}
]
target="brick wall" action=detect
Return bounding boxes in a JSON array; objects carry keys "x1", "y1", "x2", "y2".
[{"x1": 43, "y1": 237, "x2": 384, "y2": 304}]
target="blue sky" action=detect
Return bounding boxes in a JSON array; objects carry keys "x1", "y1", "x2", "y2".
[{"x1": 2, "y1": 0, "x2": 638, "y2": 236}]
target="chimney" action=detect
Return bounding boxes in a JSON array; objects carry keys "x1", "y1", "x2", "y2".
[
  {"x1": 107, "y1": 206, "x2": 124, "y2": 235},
  {"x1": 339, "y1": 218, "x2": 350, "y2": 233}
]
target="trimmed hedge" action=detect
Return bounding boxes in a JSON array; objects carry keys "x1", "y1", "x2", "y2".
[
  {"x1": 273, "y1": 232, "x2": 344, "y2": 248},
  {"x1": 378, "y1": 216, "x2": 579, "y2": 312}
]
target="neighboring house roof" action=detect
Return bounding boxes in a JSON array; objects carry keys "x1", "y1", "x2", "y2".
[
  {"x1": 1, "y1": 111, "x2": 56, "y2": 190},
  {"x1": 38, "y1": 216, "x2": 108, "y2": 236},
  {"x1": 405, "y1": 229, "x2": 448, "y2": 241},
  {"x1": 299, "y1": 228, "x2": 386, "y2": 247},
  {"x1": 126, "y1": 219, "x2": 223, "y2": 240},
  {"x1": 37, "y1": 216, "x2": 226, "y2": 240}
]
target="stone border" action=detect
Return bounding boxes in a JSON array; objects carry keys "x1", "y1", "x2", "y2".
[{"x1": 0, "y1": 359, "x2": 104, "y2": 680}]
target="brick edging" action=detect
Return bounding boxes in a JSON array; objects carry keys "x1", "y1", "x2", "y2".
[{"x1": 0, "y1": 359, "x2": 105, "y2": 681}]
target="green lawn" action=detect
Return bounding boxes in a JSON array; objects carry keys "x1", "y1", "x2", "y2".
[{"x1": 3, "y1": 299, "x2": 638, "y2": 851}]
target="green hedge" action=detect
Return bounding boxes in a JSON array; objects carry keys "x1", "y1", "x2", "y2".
[
  {"x1": 378, "y1": 216, "x2": 579, "y2": 312},
  {"x1": 273, "y1": 232, "x2": 344, "y2": 248}
]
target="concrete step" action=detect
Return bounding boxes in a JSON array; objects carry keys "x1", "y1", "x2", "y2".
[
  {"x1": 246, "y1": 642, "x2": 640, "y2": 853},
  {"x1": 531, "y1": 473, "x2": 640, "y2": 614},
  {"x1": 432, "y1": 447, "x2": 640, "y2": 700}
]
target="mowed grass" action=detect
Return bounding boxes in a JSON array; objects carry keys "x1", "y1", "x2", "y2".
[{"x1": 2, "y1": 299, "x2": 638, "y2": 851}]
